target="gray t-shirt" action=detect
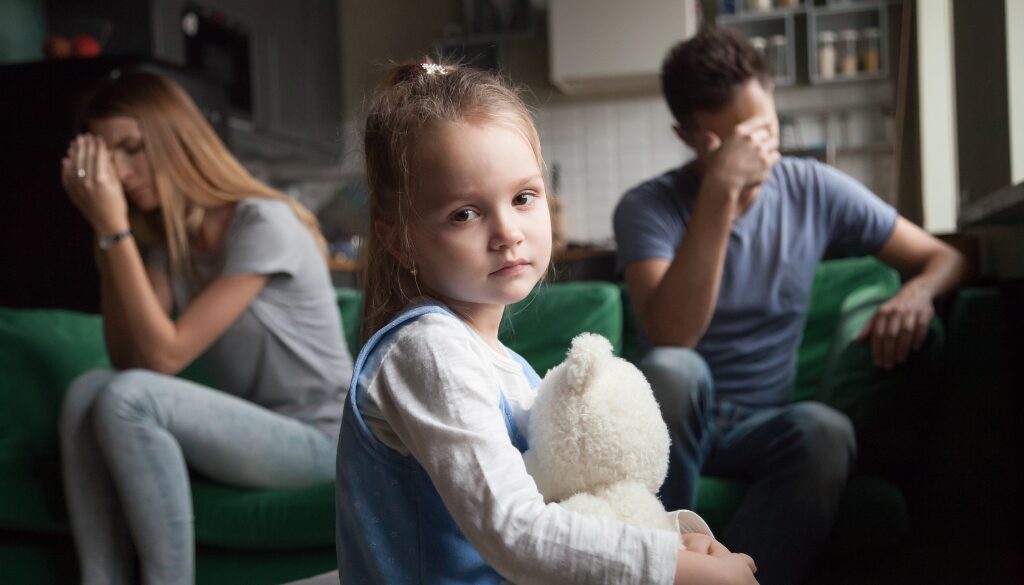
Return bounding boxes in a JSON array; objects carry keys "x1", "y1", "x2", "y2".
[
  {"x1": 614, "y1": 157, "x2": 898, "y2": 406},
  {"x1": 151, "y1": 197, "x2": 352, "y2": 438}
]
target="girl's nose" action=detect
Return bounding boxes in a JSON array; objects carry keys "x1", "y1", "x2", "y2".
[{"x1": 489, "y1": 211, "x2": 525, "y2": 250}]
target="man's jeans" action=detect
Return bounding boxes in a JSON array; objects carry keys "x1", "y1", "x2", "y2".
[
  {"x1": 641, "y1": 347, "x2": 856, "y2": 585},
  {"x1": 60, "y1": 369, "x2": 337, "y2": 585}
]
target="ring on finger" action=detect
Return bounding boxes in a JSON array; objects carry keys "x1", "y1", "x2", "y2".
[{"x1": 76, "y1": 168, "x2": 86, "y2": 179}]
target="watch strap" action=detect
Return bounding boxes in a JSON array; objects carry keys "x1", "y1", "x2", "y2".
[{"x1": 98, "y1": 229, "x2": 133, "y2": 250}]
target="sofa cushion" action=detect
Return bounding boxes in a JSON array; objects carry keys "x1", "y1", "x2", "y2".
[
  {"x1": 0, "y1": 308, "x2": 109, "y2": 532},
  {"x1": 499, "y1": 281, "x2": 624, "y2": 374},
  {"x1": 335, "y1": 287, "x2": 363, "y2": 355},
  {"x1": 192, "y1": 478, "x2": 335, "y2": 549},
  {"x1": 0, "y1": 306, "x2": 338, "y2": 549},
  {"x1": 695, "y1": 474, "x2": 908, "y2": 554},
  {"x1": 0, "y1": 308, "x2": 218, "y2": 532},
  {"x1": 792, "y1": 257, "x2": 902, "y2": 402},
  {"x1": 334, "y1": 283, "x2": 624, "y2": 375},
  {"x1": 815, "y1": 283, "x2": 944, "y2": 476}
]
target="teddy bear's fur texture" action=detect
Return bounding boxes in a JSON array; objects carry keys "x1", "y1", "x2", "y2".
[{"x1": 523, "y1": 333, "x2": 675, "y2": 532}]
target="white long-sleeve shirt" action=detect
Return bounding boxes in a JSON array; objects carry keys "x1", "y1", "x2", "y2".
[{"x1": 358, "y1": 311, "x2": 680, "y2": 584}]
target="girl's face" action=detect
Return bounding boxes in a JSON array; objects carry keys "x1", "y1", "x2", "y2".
[
  {"x1": 88, "y1": 116, "x2": 160, "y2": 212},
  {"x1": 407, "y1": 120, "x2": 551, "y2": 314}
]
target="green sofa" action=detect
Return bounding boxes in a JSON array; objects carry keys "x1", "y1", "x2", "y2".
[{"x1": 0, "y1": 257, "x2": 943, "y2": 583}]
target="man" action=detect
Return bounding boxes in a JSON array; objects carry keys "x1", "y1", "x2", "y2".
[{"x1": 613, "y1": 27, "x2": 965, "y2": 585}]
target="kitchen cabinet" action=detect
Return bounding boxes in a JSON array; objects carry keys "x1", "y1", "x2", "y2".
[
  {"x1": 548, "y1": 0, "x2": 698, "y2": 95},
  {"x1": 718, "y1": 0, "x2": 896, "y2": 86},
  {"x1": 43, "y1": 0, "x2": 342, "y2": 162},
  {"x1": 150, "y1": 0, "x2": 342, "y2": 162},
  {"x1": 719, "y1": 5, "x2": 804, "y2": 87}
]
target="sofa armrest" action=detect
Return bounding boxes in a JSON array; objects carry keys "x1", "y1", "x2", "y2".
[{"x1": 814, "y1": 284, "x2": 944, "y2": 476}]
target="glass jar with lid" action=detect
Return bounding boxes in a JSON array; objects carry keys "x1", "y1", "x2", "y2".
[
  {"x1": 817, "y1": 31, "x2": 837, "y2": 80},
  {"x1": 839, "y1": 29, "x2": 859, "y2": 76},
  {"x1": 861, "y1": 27, "x2": 881, "y2": 73},
  {"x1": 768, "y1": 34, "x2": 788, "y2": 82},
  {"x1": 749, "y1": 35, "x2": 767, "y2": 61}
]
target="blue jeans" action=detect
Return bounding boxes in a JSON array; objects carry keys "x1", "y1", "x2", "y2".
[
  {"x1": 59, "y1": 369, "x2": 337, "y2": 585},
  {"x1": 641, "y1": 348, "x2": 856, "y2": 585}
]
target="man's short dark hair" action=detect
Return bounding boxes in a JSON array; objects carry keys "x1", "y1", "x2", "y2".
[{"x1": 661, "y1": 27, "x2": 770, "y2": 129}]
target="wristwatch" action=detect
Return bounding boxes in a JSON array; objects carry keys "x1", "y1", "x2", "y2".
[{"x1": 97, "y1": 229, "x2": 132, "y2": 250}]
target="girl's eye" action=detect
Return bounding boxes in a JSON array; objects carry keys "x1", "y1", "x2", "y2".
[
  {"x1": 451, "y1": 208, "x2": 480, "y2": 223},
  {"x1": 513, "y1": 192, "x2": 537, "y2": 206}
]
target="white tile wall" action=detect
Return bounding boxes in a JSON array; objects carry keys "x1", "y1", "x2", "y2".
[
  {"x1": 535, "y1": 90, "x2": 895, "y2": 245},
  {"x1": 537, "y1": 95, "x2": 693, "y2": 245},
  {"x1": 338, "y1": 89, "x2": 892, "y2": 247}
]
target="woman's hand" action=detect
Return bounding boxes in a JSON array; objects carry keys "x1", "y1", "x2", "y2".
[{"x1": 61, "y1": 134, "x2": 130, "y2": 234}]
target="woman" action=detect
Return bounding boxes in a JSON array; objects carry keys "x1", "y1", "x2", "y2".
[{"x1": 58, "y1": 72, "x2": 352, "y2": 585}]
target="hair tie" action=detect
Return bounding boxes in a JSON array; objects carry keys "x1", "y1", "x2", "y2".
[{"x1": 421, "y1": 63, "x2": 448, "y2": 76}]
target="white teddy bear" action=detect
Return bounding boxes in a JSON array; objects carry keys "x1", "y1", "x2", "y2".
[{"x1": 523, "y1": 333, "x2": 712, "y2": 536}]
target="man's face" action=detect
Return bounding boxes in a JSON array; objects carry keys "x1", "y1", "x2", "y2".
[{"x1": 678, "y1": 78, "x2": 779, "y2": 163}]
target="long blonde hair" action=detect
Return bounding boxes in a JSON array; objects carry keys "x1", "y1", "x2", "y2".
[
  {"x1": 81, "y1": 72, "x2": 326, "y2": 279},
  {"x1": 361, "y1": 61, "x2": 543, "y2": 341}
]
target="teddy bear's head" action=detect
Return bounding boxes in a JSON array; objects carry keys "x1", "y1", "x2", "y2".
[{"x1": 523, "y1": 333, "x2": 670, "y2": 503}]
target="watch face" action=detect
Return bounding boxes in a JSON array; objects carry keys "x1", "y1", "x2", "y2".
[{"x1": 99, "y1": 230, "x2": 131, "y2": 250}]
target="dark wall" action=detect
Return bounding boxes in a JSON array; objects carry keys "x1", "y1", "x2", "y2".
[
  {"x1": 45, "y1": 0, "x2": 153, "y2": 56},
  {"x1": 953, "y1": 0, "x2": 1011, "y2": 204},
  {"x1": 0, "y1": 56, "x2": 228, "y2": 312}
]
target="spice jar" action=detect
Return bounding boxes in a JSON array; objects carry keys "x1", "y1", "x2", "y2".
[
  {"x1": 839, "y1": 29, "x2": 859, "y2": 76},
  {"x1": 750, "y1": 36, "x2": 767, "y2": 64},
  {"x1": 748, "y1": 0, "x2": 772, "y2": 12},
  {"x1": 768, "y1": 34, "x2": 788, "y2": 81},
  {"x1": 861, "y1": 27, "x2": 881, "y2": 73},
  {"x1": 817, "y1": 31, "x2": 837, "y2": 80}
]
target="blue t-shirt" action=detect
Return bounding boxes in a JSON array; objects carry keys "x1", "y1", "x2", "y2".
[{"x1": 613, "y1": 157, "x2": 898, "y2": 406}]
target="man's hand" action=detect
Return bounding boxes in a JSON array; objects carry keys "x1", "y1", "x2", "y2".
[
  {"x1": 856, "y1": 283, "x2": 934, "y2": 370},
  {"x1": 702, "y1": 115, "x2": 781, "y2": 197}
]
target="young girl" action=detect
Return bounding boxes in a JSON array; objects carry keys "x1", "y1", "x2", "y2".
[
  {"x1": 334, "y1": 62, "x2": 758, "y2": 584},
  {"x1": 58, "y1": 72, "x2": 352, "y2": 584}
]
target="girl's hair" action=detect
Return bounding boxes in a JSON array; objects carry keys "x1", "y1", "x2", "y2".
[
  {"x1": 361, "y1": 61, "x2": 543, "y2": 341},
  {"x1": 80, "y1": 71, "x2": 327, "y2": 280}
]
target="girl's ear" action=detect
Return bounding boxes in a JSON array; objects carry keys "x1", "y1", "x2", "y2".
[{"x1": 374, "y1": 220, "x2": 412, "y2": 269}]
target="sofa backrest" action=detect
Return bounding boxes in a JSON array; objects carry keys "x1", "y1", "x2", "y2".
[
  {"x1": 335, "y1": 281, "x2": 624, "y2": 377},
  {"x1": 617, "y1": 257, "x2": 905, "y2": 400}
]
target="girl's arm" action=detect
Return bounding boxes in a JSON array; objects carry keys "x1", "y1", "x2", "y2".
[{"x1": 377, "y1": 317, "x2": 682, "y2": 584}]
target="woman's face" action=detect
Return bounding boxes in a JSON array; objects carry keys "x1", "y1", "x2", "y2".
[{"x1": 88, "y1": 116, "x2": 160, "y2": 212}]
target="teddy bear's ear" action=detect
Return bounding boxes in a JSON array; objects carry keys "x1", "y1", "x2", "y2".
[{"x1": 564, "y1": 333, "x2": 613, "y2": 394}]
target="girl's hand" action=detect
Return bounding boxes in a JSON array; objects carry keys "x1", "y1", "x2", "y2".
[
  {"x1": 61, "y1": 134, "x2": 130, "y2": 234},
  {"x1": 681, "y1": 532, "x2": 731, "y2": 556},
  {"x1": 675, "y1": 548, "x2": 758, "y2": 585}
]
